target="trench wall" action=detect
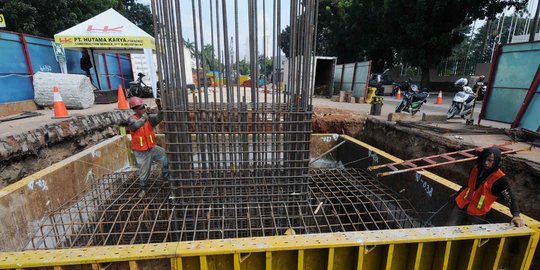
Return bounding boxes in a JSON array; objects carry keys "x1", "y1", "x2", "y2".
[
  {"x1": 0, "y1": 110, "x2": 131, "y2": 188},
  {"x1": 0, "y1": 135, "x2": 130, "y2": 251},
  {"x1": 359, "y1": 117, "x2": 540, "y2": 222}
]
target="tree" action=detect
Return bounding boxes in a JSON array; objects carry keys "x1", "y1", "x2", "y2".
[
  {"x1": 384, "y1": 0, "x2": 526, "y2": 88},
  {"x1": 0, "y1": 0, "x2": 153, "y2": 37},
  {"x1": 469, "y1": 16, "x2": 529, "y2": 63},
  {"x1": 237, "y1": 59, "x2": 250, "y2": 75},
  {"x1": 281, "y1": 0, "x2": 394, "y2": 72},
  {"x1": 201, "y1": 44, "x2": 218, "y2": 71},
  {"x1": 258, "y1": 55, "x2": 273, "y2": 77},
  {"x1": 115, "y1": 0, "x2": 154, "y2": 36}
]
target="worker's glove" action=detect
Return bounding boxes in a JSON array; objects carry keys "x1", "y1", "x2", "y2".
[
  {"x1": 140, "y1": 113, "x2": 149, "y2": 121},
  {"x1": 511, "y1": 216, "x2": 525, "y2": 227}
]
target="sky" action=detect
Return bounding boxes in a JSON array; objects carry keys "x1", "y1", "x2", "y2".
[
  {"x1": 138, "y1": 0, "x2": 291, "y2": 59},
  {"x1": 137, "y1": 0, "x2": 539, "y2": 58}
]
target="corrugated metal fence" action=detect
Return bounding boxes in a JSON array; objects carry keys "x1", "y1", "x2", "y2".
[
  {"x1": 479, "y1": 41, "x2": 540, "y2": 132},
  {"x1": 333, "y1": 61, "x2": 371, "y2": 97},
  {"x1": 0, "y1": 30, "x2": 134, "y2": 104}
]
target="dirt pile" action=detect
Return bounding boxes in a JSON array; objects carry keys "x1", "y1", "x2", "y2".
[{"x1": 312, "y1": 107, "x2": 368, "y2": 137}]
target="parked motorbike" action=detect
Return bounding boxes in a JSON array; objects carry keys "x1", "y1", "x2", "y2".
[
  {"x1": 473, "y1": 75, "x2": 487, "y2": 101},
  {"x1": 447, "y1": 78, "x2": 476, "y2": 119},
  {"x1": 394, "y1": 84, "x2": 430, "y2": 115},
  {"x1": 391, "y1": 78, "x2": 414, "y2": 96},
  {"x1": 127, "y1": 73, "x2": 153, "y2": 98}
]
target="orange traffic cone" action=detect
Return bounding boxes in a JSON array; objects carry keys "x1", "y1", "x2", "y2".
[
  {"x1": 52, "y1": 86, "x2": 71, "y2": 119},
  {"x1": 396, "y1": 89, "x2": 401, "y2": 100},
  {"x1": 117, "y1": 84, "x2": 129, "y2": 110},
  {"x1": 435, "y1": 90, "x2": 443, "y2": 104}
]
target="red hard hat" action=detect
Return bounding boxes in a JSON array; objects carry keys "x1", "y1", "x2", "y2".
[{"x1": 129, "y1": 97, "x2": 145, "y2": 109}]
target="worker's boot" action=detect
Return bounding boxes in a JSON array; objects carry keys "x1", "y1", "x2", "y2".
[
  {"x1": 138, "y1": 187, "x2": 147, "y2": 198},
  {"x1": 162, "y1": 171, "x2": 170, "y2": 181}
]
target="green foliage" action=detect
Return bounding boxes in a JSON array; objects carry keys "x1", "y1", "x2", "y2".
[
  {"x1": 115, "y1": 0, "x2": 154, "y2": 35},
  {"x1": 383, "y1": 0, "x2": 526, "y2": 87},
  {"x1": 280, "y1": 0, "x2": 526, "y2": 87},
  {"x1": 258, "y1": 55, "x2": 273, "y2": 77},
  {"x1": 469, "y1": 16, "x2": 529, "y2": 62},
  {"x1": 201, "y1": 44, "x2": 219, "y2": 71},
  {"x1": 237, "y1": 59, "x2": 250, "y2": 75},
  {"x1": 281, "y1": 0, "x2": 393, "y2": 72},
  {"x1": 0, "y1": 0, "x2": 153, "y2": 37}
]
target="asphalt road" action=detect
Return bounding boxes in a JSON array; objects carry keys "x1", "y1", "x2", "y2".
[{"x1": 381, "y1": 92, "x2": 484, "y2": 121}]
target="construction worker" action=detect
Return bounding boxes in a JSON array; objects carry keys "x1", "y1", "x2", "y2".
[
  {"x1": 127, "y1": 97, "x2": 169, "y2": 197},
  {"x1": 447, "y1": 147, "x2": 524, "y2": 227}
]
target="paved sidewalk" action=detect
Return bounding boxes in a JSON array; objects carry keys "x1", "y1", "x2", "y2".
[
  {"x1": 0, "y1": 98, "x2": 158, "y2": 138},
  {"x1": 1, "y1": 96, "x2": 537, "y2": 163}
]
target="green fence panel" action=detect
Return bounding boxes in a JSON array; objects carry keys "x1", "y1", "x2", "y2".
[
  {"x1": 352, "y1": 61, "x2": 370, "y2": 97},
  {"x1": 483, "y1": 42, "x2": 540, "y2": 123},
  {"x1": 341, "y1": 63, "x2": 355, "y2": 93},
  {"x1": 333, "y1": 65, "x2": 343, "y2": 95},
  {"x1": 519, "y1": 83, "x2": 540, "y2": 131},
  {"x1": 484, "y1": 87, "x2": 529, "y2": 123},
  {"x1": 333, "y1": 61, "x2": 370, "y2": 97}
]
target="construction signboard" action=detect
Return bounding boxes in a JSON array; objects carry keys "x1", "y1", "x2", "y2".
[
  {"x1": 51, "y1": 42, "x2": 66, "y2": 63},
  {"x1": 54, "y1": 8, "x2": 155, "y2": 49},
  {"x1": 0, "y1": 14, "x2": 6, "y2": 28},
  {"x1": 54, "y1": 35, "x2": 153, "y2": 48}
]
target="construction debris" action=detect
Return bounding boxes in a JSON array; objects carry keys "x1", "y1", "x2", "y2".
[{"x1": 0, "y1": 111, "x2": 42, "y2": 123}]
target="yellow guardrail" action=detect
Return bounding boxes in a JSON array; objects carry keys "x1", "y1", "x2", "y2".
[{"x1": 0, "y1": 224, "x2": 537, "y2": 269}]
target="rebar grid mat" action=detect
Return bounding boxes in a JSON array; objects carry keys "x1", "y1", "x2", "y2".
[
  {"x1": 25, "y1": 169, "x2": 422, "y2": 250},
  {"x1": 152, "y1": 1, "x2": 319, "y2": 204}
]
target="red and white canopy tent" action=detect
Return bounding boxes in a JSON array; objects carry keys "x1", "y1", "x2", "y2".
[{"x1": 54, "y1": 8, "x2": 158, "y2": 97}]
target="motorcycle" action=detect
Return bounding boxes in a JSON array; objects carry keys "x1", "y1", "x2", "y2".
[
  {"x1": 473, "y1": 75, "x2": 487, "y2": 101},
  {"x1": 447, "y1": 78, "x2": 476, "y2": 119},
  {"x1": 394, "y1": 84, "x2": 430, "y2": 115},
  {"x1": 128, "y1": 72, "x2": 153, "y2": 98},
  {"x1": 392, "y1": 80, "x2": 412, "y2": 96}
]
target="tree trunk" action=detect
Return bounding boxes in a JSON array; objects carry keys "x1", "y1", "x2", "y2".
[{"x1": 420, "y1": 65, "x2": 430, "y2": 89}]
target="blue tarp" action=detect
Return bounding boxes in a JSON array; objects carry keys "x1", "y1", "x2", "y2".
[{"x1": 0, "y1": 30, "x2": 134, "y2": 103}]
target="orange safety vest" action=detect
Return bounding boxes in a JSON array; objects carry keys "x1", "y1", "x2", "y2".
[
  {"x1": 129, "y1": 114, "x2": 156, "y2": 151},
  {"x1": 455, "y1": 165, "x2": 505, "y2": 216}
]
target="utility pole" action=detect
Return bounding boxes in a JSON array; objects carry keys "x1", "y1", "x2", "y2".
[{"x1": 529, "y1": 0, "x2": 540, "y2": 42}]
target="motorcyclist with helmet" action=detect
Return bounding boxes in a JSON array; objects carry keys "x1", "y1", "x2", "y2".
[
  {"x1": 473, "y1": 75, "x2": 487, "y2": 101},
  {"x1": 127, "y1": 97, "x2": 169, "y2": 197}
]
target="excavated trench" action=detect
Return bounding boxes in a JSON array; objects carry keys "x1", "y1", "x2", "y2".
[
  {"x1": 2, "y1": 109, "x2": 539, "y2": 249},
  {"x1": 2, "y1": 108, "x2": 539, "y2": 220}
]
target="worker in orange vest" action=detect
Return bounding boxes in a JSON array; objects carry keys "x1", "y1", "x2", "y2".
[
  {"x1": 447, "y1": 147, "x2": 524, "y2": 227},
  {"x1": 127, "y1": 97, "x2": 169, "y2": 198}
]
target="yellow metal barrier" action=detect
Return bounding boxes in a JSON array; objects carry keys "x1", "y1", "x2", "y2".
[{"x1": 0, "y1": 224, "x2": 537, "y2": 269}]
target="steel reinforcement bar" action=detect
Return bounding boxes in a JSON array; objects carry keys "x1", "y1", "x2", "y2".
[
  {"x1": 25, "y1": 169, "x2": 422, "y2": 249},
  {"x1": 153, "y1": 0, "x2": 319, "y2": 205}
]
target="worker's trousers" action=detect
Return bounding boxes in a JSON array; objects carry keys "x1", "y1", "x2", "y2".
[
  {"x1": 447, "y1": 205, "x2": 487, "y2": 226},
  {"x1": 133, "y1": 145, "x2": 169, "y2": 189}
]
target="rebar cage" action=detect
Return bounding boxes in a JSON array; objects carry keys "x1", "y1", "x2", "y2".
[
  {"x1": 152, "y1": 0, "x2": 319, "y2": 205},
  {"x1": 26, "y1": 169, "x2": 422, "y2": 250}
]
